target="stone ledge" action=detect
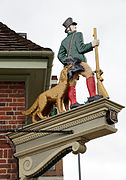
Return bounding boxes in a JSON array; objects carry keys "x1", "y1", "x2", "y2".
[
  {"x1": 7, "y1": 98, "x2": 124, "y2": 179},
  {"x1": 8, "y1": 98, "x2": 124, "y2": 143},
  {"x1": 8, "y1": 98, "x2": 124, "y2": 156}
]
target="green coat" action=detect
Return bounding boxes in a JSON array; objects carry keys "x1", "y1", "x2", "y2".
[{"x1": 57, "y1": 31, "x2": 93, "y2": 64}]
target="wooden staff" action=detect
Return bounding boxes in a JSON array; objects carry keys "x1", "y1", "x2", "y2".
[{"x1": 93, "y1": 28, "x2": 109, "y2": 98}]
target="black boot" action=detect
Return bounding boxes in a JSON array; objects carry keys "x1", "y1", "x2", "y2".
[
  {"x1": 88, "y1": 95, "x2": 103, "y2": 103},
  {"x1": 70, "y1": 103, "x2": 84, "y2": 109}
]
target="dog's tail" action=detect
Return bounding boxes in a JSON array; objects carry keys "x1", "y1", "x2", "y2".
[{"x1": 22, "y1": 99, "x2": 38, "y2": 116}]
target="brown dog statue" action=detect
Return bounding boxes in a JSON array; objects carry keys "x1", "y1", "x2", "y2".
[{"x1": 22, "y1": 65, "x2": 71, "y2": 123}]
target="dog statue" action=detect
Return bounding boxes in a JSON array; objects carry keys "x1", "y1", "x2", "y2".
[{"x1": 22, "y1": 65, "x2": 71, "y2": 123}]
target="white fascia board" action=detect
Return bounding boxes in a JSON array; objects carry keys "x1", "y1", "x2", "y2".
[
  {"x1": 0, "y1": 51, "x2": 54, "y2": 69},
  {"x1": 0, "y1": 51, "x2": 54, "y2": 57},
  {"x1": 0, "y1": 51, "x2": 54, "y2": 90},
  {"x1": 0, "y1": 59, "x2": 47, "y2": 69}
]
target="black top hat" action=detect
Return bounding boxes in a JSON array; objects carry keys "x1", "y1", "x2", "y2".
[{"x1": 63, "y1": 17, "x2": 77, "y2": 33}]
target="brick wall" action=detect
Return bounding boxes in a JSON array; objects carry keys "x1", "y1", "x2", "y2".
[
  {"x1": 0, "y1": 81, "x2": 64, "y2": 180},
  {"x1": 0, "y1": 82, "x2": 26, "y2": 180},
  {"x1": 42, "y1": 160, "x2": 63, "y2": 177},
  {"x1": 38, "y1": 159, "x2": 63, "y2": 180}
]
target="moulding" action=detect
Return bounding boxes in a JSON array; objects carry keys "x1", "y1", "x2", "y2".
[{"x1": 7, "y1": 98, "x2": 124, "y2": 180}]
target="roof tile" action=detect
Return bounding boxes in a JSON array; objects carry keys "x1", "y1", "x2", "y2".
[{"x1": 0, "y1": 22, "x2": 51, "y2": 51}]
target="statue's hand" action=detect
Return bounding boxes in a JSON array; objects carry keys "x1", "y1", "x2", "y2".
[{"x1": 92, "y1": 40, "x2": 100, "y2": 47}]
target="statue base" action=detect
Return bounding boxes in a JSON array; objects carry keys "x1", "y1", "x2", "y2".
[{"x1": 7, "y1": 98, "x2": 124, "y2": 179}]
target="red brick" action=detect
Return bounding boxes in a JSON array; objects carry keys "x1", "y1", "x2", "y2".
[
  {"x1": 0, "y1": 121, "x2": 5, "y2": 124},
  {"x1": 9, "y1": 85, "x2": 25, "y2": 89},
  {"x1": 0, "y1": 125, "x2": 12, "y2": 131},
  {"x1": 0, "y1": 132, "x2": 6, "y2": 135},
  {"x1": 0, "y1": 144, "x2": 10, "y2": 148},
  {"x1": 17, "y1": 121, "x2": 25, "y2": 124},
  {"x1": 0, "y1": 174, "x2": 10, "y2": 179},
  {"x1": 12, "y1": 116, "x2": 16, "y2": 120},
  {"x1": 7, "y1": 168, "x2": 17, "y2": 173},
  {"x1": 13, "y1": 99, "x2": 16, "y2": 102},
  {"x1": 0, "y1": 139, "x2": 8, "y2": 144},
  {"x1": 17, "y1": 116, "x2": 25, "y2": 120},
  {"x1": 17, "y1": 98, "x2": 25, "y2": 102},
  {"x1": 0, "y1": 164, "x2": 11, "y2": 168},
  {"x1": 0, "y1": 150, "x2": 3, "y2": 158},
  {"x1": 5, "y1": 121, "x2": 9, "y2": 124},
  {"x1": 0, "y1": 107, "x2": 12, "y2": 111},
  {"x1": 0, "y1": 103, "x2": 6, "y2": 106},
  {"x1": 13, "y1": 107, "x2": 16, "y2": 111},
  {"x1": 4, "y1": 150, "x2": 7, "y2": 158},
  {"x1": 8, "y1": 158, "x2": 16, "y2": 163},
  {"x1": 9, "y1": 121, "x2": 16, "y2": 124},
  {"x1": 0, "y1": 159, "x2": 6, "y2": 163},
  {"x1": 0, "y1": 85, "x2": 8, "y2": 89},
  {"x1": 0, "y1": 112, "x2": 5, "y2": 115},
  {"x1": 4, "y1": 125, "x2": 12, "y2": 129},
  {"x1": 0, "y1": 90, "x2": 12, "y2": 93},
  {"x1": 6, "y1": 112, "x2": 14, "y2": 115},
  {"x1": 12, "y1": 90, "x2": 17, "y2": 93},
  {"x1": 15, "y1": 112, "x2": 22, "y2": 115},
  {"x1": 12, "y1": 125, "x2": 16, "y2": 129},
  {"x1": 0, "y1": 136, "x2": 5, "y2": 139},
  {"x1": 0, "y1": 169, "x2": 6, "y2": 173},
  {"x1": 0, "y1": 116, "x2": 11, "y2": 120},
  {"x1": 9, "y1": 103, "x2": 25, "y2": 106},
  {"x1": 12, "y1": 163, "x2": 17, "y2": 168},
  {"x1": 0, "y1": 98, "x2": 12, "y2": 102},
  {"x1": 8, "y1": 149, "x2": 13, "y2": 158},
  {"x1": 18, "y1": 90, "x2": 25, "y2": 94},
  {"x1": 11, "y1": 174, "x2": 17, "y2": 179},
  {"x1": 0, "y1": 94, "x2": 8, "y2": 97},
  {"x1": 9, "y1": 94, "x2": 24, "y2": 97},
  {"x1": 0, "y1": 137, "x2": 4, "y2": 140},
  {"x1": 0, "y1": 82, "x2": 13, "y2": 84},
  {"x1": 17, "y1": 107, "x2": 25, "y2": 111},
  {"x1": 0, "y1": 125, "x2": 5, "y2": 129},
  {"x1": 0, "y1": 81, "x2": 25, "y2": 179}
]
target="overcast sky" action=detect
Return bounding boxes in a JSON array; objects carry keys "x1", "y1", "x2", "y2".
[{"x1": 0, "y1": 0, "x2": 126, "y2": 180}]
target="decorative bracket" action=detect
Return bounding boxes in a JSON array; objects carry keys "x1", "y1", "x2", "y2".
[{"x1": 7, "y1": 98, "x2": 124, "y2": 180}]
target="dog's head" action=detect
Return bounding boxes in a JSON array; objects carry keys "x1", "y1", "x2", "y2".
[{"x1": 59, "y1": 64, "x2": 72, "y2": 84}]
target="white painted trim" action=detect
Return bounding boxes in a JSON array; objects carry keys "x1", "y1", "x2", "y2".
[
  {"x1": 0, "y1": 51, "x2": 54, "y2": 57},
  {"x1": 0, "y1": 60, "x2": 47, "y2": 69}
]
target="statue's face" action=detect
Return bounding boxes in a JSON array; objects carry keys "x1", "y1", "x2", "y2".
[{"x1": 70, "y1": 25, "x2": 77, "y2": 32}]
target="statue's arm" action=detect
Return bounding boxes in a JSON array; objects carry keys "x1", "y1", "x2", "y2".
[
  {"x1": 76, "y1": 32, "x2": 93, "y2": 54},
  {"x1": 57, "y1": 43, "x2": 67, "y2": 64}
]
